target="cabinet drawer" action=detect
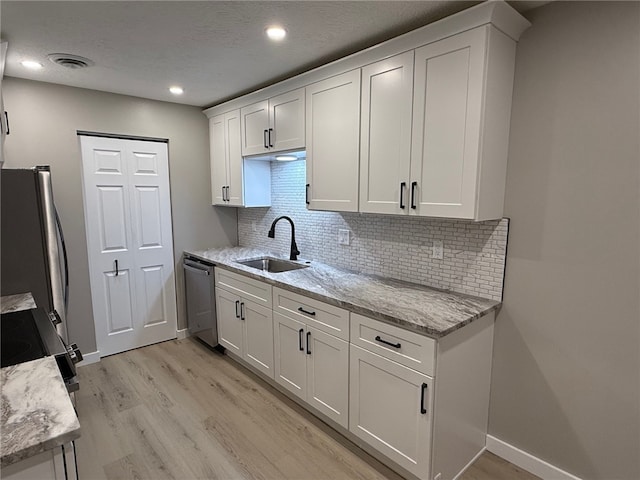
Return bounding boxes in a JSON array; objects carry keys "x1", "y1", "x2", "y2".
[
  {"x1": 273, "y1": 287, "x2": 349, "y2": 340},
  {"x1": 350, "y1": 313, "x2": 435, "y2": 376},
  {"x1": 215, "y1": 268, "x2": 272, "y2": 308}
]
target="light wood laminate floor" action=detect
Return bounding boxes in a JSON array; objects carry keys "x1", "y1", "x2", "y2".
[{"x1": 75, "y1": 338, "x2": 539, "y2": 480}]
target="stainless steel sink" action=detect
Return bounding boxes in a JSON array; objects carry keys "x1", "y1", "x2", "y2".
[{"x1": 236, "y1": 256, "x2": 309, "y2": 273}]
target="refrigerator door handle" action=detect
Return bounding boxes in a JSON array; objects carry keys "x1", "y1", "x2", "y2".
[{"x1": 54, "y1": 208, "x2": 69, "y2": 314}]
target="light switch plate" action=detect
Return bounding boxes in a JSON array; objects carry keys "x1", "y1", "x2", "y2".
[
  {"x1": 338, "y1": 229, "x2": 351, "y2": 246},
  {"x1": 432, "y1": 240, "x2": 444, "y2": 259}
]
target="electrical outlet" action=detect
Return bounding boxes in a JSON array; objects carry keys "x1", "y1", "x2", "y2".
[
  {"x1": 338, "y1": 229, "x2": 351, "y2": 246},
  {"x1": 432, "y1": 240, "x2": 443, "y2": 259}
]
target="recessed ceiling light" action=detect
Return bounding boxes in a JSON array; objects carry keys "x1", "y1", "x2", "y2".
[
  {"x1": 21, "y1": 60, "x2": 43, "y2": 70},
  {"x1": 266, "y1": 26, "x2": 287, "y2": 41},
  {"x1": 275, "y1": 155, "x2": 297, "y2": 162},
  {"x1": 169, "y1": 86, "x2": 184, "y2": 95}
]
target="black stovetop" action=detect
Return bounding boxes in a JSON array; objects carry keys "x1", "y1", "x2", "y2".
[{"x1": 1, "y1": 309, "x2": 49, "y2": 368}]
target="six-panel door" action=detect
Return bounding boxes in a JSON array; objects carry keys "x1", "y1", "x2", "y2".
[{"x1": 80, "y1": 136, "x2": 178, "y2": 358}]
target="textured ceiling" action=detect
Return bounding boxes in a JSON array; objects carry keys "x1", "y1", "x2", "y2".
[{"x1": 0, "y1": 1, "x2": 546, "y2": 108}]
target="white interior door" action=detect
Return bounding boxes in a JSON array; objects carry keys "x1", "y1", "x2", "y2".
[{"x1": 80, "y1": 135, "x2": 177, "y2": 357}]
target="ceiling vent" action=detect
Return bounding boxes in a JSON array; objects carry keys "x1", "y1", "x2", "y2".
[{"x1": 47, "y1": 53, "x2": 94, "y2": 69}]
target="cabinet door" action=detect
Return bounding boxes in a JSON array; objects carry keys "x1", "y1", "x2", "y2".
[
  {"x1": 349, "y1": 344, "x2": 433, "y2": 480},
  {"x1": 216, "y1": 288, "x2": 243, "y2": 356},
  {"x1": 209, "y1": 113, "x2": 227, "y2": 205},
  {"x1": 410, "y1": 27, "x2": 486, "y2": 219},
  {"x1": 306, "y1": 326, "x2": 349, "y2": 428},
  {"x1": 306, "y1": 69, "x2": 361, "y2": 212},
  {"x1": 269, "y1": 88, "x2": 305, "y2": 152},
  {"x1": 360, "y1": 52, "x2": 414, "y2": 215},
  {"x1": 224, "y1": 110, "x2": 244, "y2": 206},
  {"x1": 242, "y1": 299, "x2": 275, "y2": 379},
  {"x1": 273, "y1": 312, "x2": 307, "y2": 401},
  {"x1": 240, "y1": 100, "x2": 269, "y2": 156},
  {"x1": 2, "y1": 443, "x2": 70, "y2": 480}
]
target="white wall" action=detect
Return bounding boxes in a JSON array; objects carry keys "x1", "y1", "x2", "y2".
[
  {"x1": 491, "y1": 2, "x2": 640, "y2": 479},
  {"x1": 2, "y1": 78, "x2": 238, "y2": 354}
]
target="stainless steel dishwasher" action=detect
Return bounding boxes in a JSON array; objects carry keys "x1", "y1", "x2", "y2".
[{"x1": 183, "y1": 256, "x2": 218, "y2": 348}]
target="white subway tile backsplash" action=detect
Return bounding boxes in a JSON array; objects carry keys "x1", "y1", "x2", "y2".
[{"x1": 238, "y1": 160, "x2": 509, "y2": 301}]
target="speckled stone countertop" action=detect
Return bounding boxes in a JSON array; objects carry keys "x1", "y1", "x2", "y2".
[
  {"x1": 185, "y1": 247, "x2": 500, "y2": 338},
  {"x1": 0, "y1": 357, "x2": 81, "y2": 467},
  {"x1": 1, "y1": 293, "x2": 37, "y2": 314},
  {"x1": 1, "y1": 293, "x2": 81, "y2": 467}
]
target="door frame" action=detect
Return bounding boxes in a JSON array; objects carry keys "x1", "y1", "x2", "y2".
[{"x1": 78, "y1": 132, "x2": 178, "y2": 357}]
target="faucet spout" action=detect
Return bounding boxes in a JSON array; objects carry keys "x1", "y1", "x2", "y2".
[{"x1": 267, "y1": 216, "x2": 300, "y2": 261}]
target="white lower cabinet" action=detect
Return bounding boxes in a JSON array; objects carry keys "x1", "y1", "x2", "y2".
[
  {"x1": 215, "y1": 270, "x2": 495, "y2": 480},
  {"x1": 273, "y1": 311, "x2": 349, "y2": 428},
  {"x1": 350, "y1": 344, "x2": 433, "y2": 479},
  {"x1": 2, "y1": 442, "x2": 77, "y2": 480},
  {"x1": 215, "y1": 270, "x2": 274, "y2": 379}
]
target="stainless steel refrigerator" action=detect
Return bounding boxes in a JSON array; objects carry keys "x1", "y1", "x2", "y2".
[{"x1": 1, "y1": 166, "x2": 70, "y2": 341}]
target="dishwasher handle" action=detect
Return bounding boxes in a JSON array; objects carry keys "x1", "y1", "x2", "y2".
[
  {"x1": 184, "y1": 264, "x2": 210, "y2": 276},
  {"x1": 183, "y1": 257, "x2": 214, "y2": 274}
]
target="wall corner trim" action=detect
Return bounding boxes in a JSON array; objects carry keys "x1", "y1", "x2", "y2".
[
  {"x1": 486, "y1": 435, "x2": 583, "y2": 480},
  {"x1": 76, "y1": 350, "x2": 101, "y2": 367}
]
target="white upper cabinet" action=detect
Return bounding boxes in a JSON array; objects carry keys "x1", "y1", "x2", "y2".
[
  {"x1": 240, "y1": 101, "x2": 269, "y2": 157},
  {"x1": 410, "y1": 26, "x2": 516, "y2": 220},
  {"x1": 204, "y1": 1, "x2": 529, "y2": 219},
  {"x1": 305, "y1": 70, "x2": 361, "y2": 212},
  {"x1": 210, "y1": 112, "x2": 229, "y2": 205},
  {"x1": 359, "y1": 51, "x2": 414, "y2": 215},
  {"x1": 210, "y1": 110, "x2": 271, "y2": 207},
  {"x1": 240, "y1": 88, "x2": 305, "y2": 157}
]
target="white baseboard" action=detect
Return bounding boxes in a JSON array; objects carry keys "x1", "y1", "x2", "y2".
[
  {"x1": 486, "y1": 435, "x2": 582, "y2": 480},
  {"x1": 176, "y1": 328, "x2": 190, "y2": 340},
  {"x1": 76, "y1": 350, "x2": 100, "y2": 367}
]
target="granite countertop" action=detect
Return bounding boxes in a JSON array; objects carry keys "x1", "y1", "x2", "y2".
[
  {"x1": 185, "y1": 247, "x2": 500, "y2": 338},
  {"x1": 1, "y1": 293, "x2": 81, "y2": 467},
  {"x1": 1, "y1": 357, "x2": 81, "y2": 467},
  {"x1": 1, "y1": 293, "x2": 37, "y2": 314}
]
